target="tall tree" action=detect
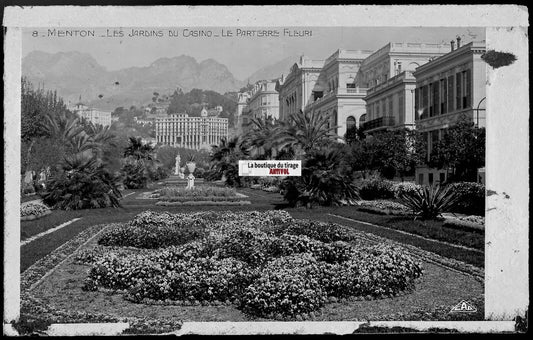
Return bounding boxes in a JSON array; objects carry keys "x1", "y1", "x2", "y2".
[
  {"x1": 428, "y1": 115, "x2": 485, "y2": 182},
  {"x1": 275, "y1": 110, "x2": 338, "y2": 157}
]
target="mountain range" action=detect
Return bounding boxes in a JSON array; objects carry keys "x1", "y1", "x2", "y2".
[{"x1": 22, "y1": 51, "x2": 295, "y2": 111}]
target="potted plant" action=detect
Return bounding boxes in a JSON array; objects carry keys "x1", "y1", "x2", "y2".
[{"x1": 186, "y1": 153, "x2": 196, "y2": 174}]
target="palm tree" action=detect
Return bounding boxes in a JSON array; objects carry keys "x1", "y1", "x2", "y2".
[
  {"x1": 43, "y1": 111, "x2": 85, "y2": 148},
  {"x1": 275, "y1": 109, "x2": 338, "y2": 157},
  {"x1": 123, "y1": 137, "x2": 155, "y2": 164},
  {"x1": 210, "y1": 136, "x2": 250, "y2": 186},
  {"x1": 243, "y1": 115, "x2": 281, "y2": 159}
]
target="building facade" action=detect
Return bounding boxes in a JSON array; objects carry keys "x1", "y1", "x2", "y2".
[
  {"x1": 246, "y1": 79, "x2": 280, "y2": 120},
  {"x1": 413, "y1": 39, "x2": 486, "y2": 186},
  {"x1": 303, "y1": 49, "x2": 373, "y2": 138},
  {"x1": 276, "y1": 56, "x2": 325, "y2": 122},
  {"x1": 155, "y1": 111, "x2": 228, "y2": 151},
  {"x1": 238, "y1": 79, "x2": 280, "y2": 134},
  {"x1": 361, "y1": 42, "x2": 451, "y2": 134},
  {"x1": 69, "y1": 103, "x2": 112, "y2": 127}
]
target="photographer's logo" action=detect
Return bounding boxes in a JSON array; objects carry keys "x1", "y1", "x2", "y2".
[{"x1": 450, "y1": 300, "x2": 477, "y2": 313}]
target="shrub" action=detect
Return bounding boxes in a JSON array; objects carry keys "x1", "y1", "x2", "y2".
[
  {"x1": 356, "y1": 200, "x2": 412, "y2": 215},
  {"x1": 156, "y1": 186, "x2": 236, "y2": 198},
  {"x1": 98, "y1": 214, "x2": 207, "y2": 249},
  {"x1": 121, "y1": 162, "x2": 148, "y2": 189},
  {"x1": 41, "y1": 154, "x2": 122, "y2": 210},
  {"x1": 193, "y1": 167, "x2": 206, "y2": 178},
  {"x1": 320, "y1": 244, "x2": 423, "y2": 298},
  {"x1": 448, "y1": 182, "x2": 485, "y2": 216},
  {"x1": 239, "y1": 254, "x2": 328, "y2": 318},
  {"x1": 398, "y1": 185, "x2": 462, "y2": 220},
  {"x1": 358, "y1": 177, "x2": 395, "y2": 200},
  {"x1": 146, "y1": 165, "x2": 169, "y2": 182},
  {"x1": 281, "y1": 148, "x2": 360, "y2": 208},
  {"x1": 278, "y1": 220, "x2": 355, "y2": 243},
  {"x1": 392, "y1": 182, "x2": 422, "y2": 199},
  {"x1": 125, "y1": 257, "x2": 257, "y2": 303},
  {"x1": 20, "y1": 202, "x2": 50, "y2": 217}
]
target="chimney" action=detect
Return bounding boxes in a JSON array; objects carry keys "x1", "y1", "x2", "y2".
[
  {"x1": 450, "y1": 40, "x2": 455, "y2": 51},
  {"x1": 456, "y1": 36, "x2": 461, "y2": 48}
]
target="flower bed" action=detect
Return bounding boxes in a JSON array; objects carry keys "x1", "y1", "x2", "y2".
[
  {"x1": 80, "y1": 210, "x2": 424, "y2": 320},
  {"x1": 153, "y1": 186, "x2": 237, "y2": 199},
  {"x1": 443, "y1": 215, "x2": 484, "y2": 232},
  {"x1": 21, "y1": 202, "x2": 52, "y2": 221},
  {"x1": 149, "y1": 186, "x2": 250, "y2": 205},
  {"x1": 356, "y1": 200, "x2": 412, "y2": 216}
]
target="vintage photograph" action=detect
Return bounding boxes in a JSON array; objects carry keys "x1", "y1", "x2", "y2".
[{"x1": 3, "y1": 5, "x2": 529, "y2": 336}]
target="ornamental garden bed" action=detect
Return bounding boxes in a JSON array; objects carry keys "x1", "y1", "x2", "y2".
[
  {"x1": 145, "y1": 186, "x2": 251, "y2": 205},
  {"x1": 21, "y1": 210, "x2": 484, "y2": 333},
  {"x1": 21, "y1": 202, "x2": 52, "y2": 221}
]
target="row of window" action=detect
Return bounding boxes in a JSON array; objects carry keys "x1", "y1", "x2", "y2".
[
  {"x1": 415, "y1": 69, "x2": 472, "y2": 120},
  {"x1": 366, "y1": 92, "x2": 405, "y2": 121}
]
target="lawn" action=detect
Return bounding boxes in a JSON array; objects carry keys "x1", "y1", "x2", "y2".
[
  {"x1": 286, "y1": 207, "x2": 484, "y2": 269},
  {"x1": 331, "y1": 207, "x2": 484, "y2": 250}
]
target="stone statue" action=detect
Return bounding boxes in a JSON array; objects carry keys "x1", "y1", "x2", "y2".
[
  {"x1": 174, "y1": 154, "x2": 181, "y2": 175},
  {"x1": 23, "y1": 170, "x2": 33, "y2": 185},
  {"x1": 186, "y1": 173, "x2": 195, "y2": 189}
]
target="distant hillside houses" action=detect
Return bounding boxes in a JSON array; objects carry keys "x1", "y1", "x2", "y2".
[{"x1": 68, "y1": 101, "x2": 112, "y2": 127}]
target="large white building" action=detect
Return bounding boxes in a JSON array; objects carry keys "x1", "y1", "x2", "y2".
[
  {"x1": 237, "y1": 79, "x2": 280, "y2": 134},
  {"x1": 68, "y1": 102, "x2": 112, "y2": 127},
  {"x1": 361, "y1": 42, "x2": 451, "y2": 134},
  {"x1": 302, "y1": 49, "x2": 373, "y2": 138},
  {"x1": 413, "y1": 39, "x2": 486, "y2": 185},
  {"x1": 155, "y1": 109, "x2": 228, "y2": 151}
]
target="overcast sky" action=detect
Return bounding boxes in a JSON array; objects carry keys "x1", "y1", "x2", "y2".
[{"x1": 23, "y1": 27, "x2": 485, "y2": 81}]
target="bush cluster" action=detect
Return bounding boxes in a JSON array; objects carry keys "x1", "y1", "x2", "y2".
[
  {"x1": 358, "y1": 178, "x2": 395, "y2": 200},
  {"x1": 357, "y1": 200, "x2": 412, "y2": 215},
  {"x1": 448, "y1": 182, "x2": 485, "y2": 216},
  {"x1": 85, "y1": 211, "x2": 423, "y2": 319},
  {"x1": 98, "y1": 212, "x2": 207, "y2": 249},
  {"x1": 20, "y1": 202, "x2": 50, "y2": 217},
  {"x1": 121, "y1": 162, "x2": 148, "y2": 189},
  {"x1": 392, "y1": 182, "x2": 422, "y2": 199},
  {"x1": 41, "y1": 156, "x2": 122, "y2": 210},
  {"x1": 155, "y1": 186, "x2": 237, "y2": 199}
]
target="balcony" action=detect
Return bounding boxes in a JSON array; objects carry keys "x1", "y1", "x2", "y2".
[
  {"x1": 305, "y1": 87, "x2": 368, "y2": 110},
  {"x1": 362, "y1": 116, "x2": 396, "y2": 131}
]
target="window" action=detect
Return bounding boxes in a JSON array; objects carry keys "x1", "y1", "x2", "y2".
[
  {"x1": 388, "y1": 96, "x2": 393, "y2": 116},
  {"x1": 439, "y1": 172, "x2": 446, "y2": 184},
  {"x1": 346, "y1": 116, "x2": 356, "y2": 130},
  {"x1": 463, "y1": 69, "x2": 472, "y2": 108},
  {"x1": 447, "y1": 75, "x2": 454, "y2": 113},
  {"x1": 313, "y1": 91, "x2": 323, "y2": 101},
  {"x1": 428, "y1": 173, "x2": 434, "y2": 185},
  {"x1": 398, "y1": 94, "x2": 404, "y2": 122},
  {"x1": 381, "y1": 99, "x2": 386, "y2": 116},
  {"x1": 440, "y1": 78, "x2": 447, "y2": 114},
  {"x1": 418, "y1": 173, "x2": 424, "y2": 185},
  {"x1": 456, "y1": 72, "x2": 462, "y2": 110},
  {"x1": 421, "y1": 85, "x2": 429, "y2": 119},
  {"x1": 415, "y1": 88, "x2": 419, "y2": 119},
  {"x1": 346, "y1": 83, "x2": 356, "y2": 88}
]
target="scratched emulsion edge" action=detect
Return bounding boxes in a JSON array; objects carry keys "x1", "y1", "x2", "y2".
[
  {"x1": 3, "y1": 23, "x2": 22, "y2": 329},
  {"x1": 2, "y1": 5, "x2": 530, "y2": 335},
  {"x1": 484, "y1": 25, "x2": 529, "y2": 321}
]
